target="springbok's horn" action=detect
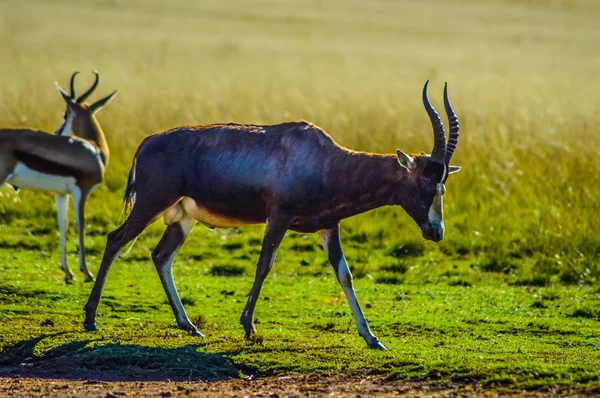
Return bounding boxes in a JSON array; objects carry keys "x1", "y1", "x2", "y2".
[
  {"x1": 443, "y1": 83, "x2": 459, "y2": 165},
  {"x1": 423, "y1": 80, "x2": 446, "y2": 163},
  {"x1": 76, "y1": 71, "x2": 100, "y2": 103},
  {"x1": 69, "y1": 71, "x2": 79, "y2": 99}
]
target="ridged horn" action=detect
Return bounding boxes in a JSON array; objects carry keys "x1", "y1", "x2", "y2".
[
  {"x1": 443, "y1": 83, "x2": 459, "y2": 165},
  {"x1": 423, "y1": 80, "x2": 446, "y2": 163}
]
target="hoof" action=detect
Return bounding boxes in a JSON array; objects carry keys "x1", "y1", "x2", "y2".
[
  {"x1": 84, "y1": 275, "x2": 96, "y2": 283},
  {"x1": 242, "y1": 324, "x2": 257, "y2": 340},
  {"x1": 84, "y1": 321, "x2": 98, "y2": 332},
  {"x1": 190, "y1": 328, "x2": 205, "y2": 338},
  {"x1": 65, "y1": 277, "x2": 76, "y2": 285},
  {"x1": 368, "y1": 340, "x2": 387, "y2": 350},
  {"x1": 245, "y1": 331, "x2": 264, "y2": 344}
]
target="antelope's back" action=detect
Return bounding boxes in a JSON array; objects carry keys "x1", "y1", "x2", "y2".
[{"x1": 137, "y1": 121, "x2": 338, "y2": 202}]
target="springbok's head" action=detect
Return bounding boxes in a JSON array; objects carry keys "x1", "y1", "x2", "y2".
[
  {"x1": 396, "y1": 81, "x2": 461, "y2": 242},
  {"x1": 55, "y1": 71, "x2": 117, "y2": 138}
]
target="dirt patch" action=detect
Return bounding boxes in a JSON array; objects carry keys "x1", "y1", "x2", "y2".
[
  {"x1": 0, "y1": 374, "x2": 590, "y2": 398},
  {"x1": 0, "y1": 375, "x2": 472, "y2": 397}
]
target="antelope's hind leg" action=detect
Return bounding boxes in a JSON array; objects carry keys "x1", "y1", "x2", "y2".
[
  {"x1": 73, "y1": 188, "x2": 95, "y2": 282},
  {"x1": 152, "y1": 210, "x2": 201, "y2": 336},
  {"x1": 83, "y1": 198, "x2": 171, "y2": 331},
  {"x1": 55, "y1": 193, "x2": 75, "y2": 282}
]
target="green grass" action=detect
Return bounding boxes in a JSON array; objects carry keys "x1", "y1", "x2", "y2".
[
  {"x1": 1, "y1": 0, "x2": 600, "y2": 393},
  {"x1": 1, "y1": 244, "x2": 599, "y2": 392}
]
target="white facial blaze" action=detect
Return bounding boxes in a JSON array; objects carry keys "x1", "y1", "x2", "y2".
[{"x1": 428, "y1": 183, "x2": 444, "y2": 225}]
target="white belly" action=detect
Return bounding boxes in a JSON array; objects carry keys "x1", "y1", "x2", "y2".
[{"x1": 8, "y1": 162, "x2": 77, "y2": 194}]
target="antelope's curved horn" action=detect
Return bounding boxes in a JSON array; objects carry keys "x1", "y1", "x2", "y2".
[
  {"x1": 76, "y1": 71, "x2": 100, "y2": 103},
  {"x1": 423, "y1": 80, "x2": 446, "y2": 163},
  {"x1": 69, "y1": 71, "x2": 79, "y2": 99},
  {"x1": 443, "y1": 83, "x2": 459, "y2": 165}
]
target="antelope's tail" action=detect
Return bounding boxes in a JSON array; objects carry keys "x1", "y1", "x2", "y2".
[{"x1": 122, "y1": 157, "x2": 137, "y2": 220}]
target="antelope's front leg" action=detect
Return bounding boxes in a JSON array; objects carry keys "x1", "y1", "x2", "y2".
[
  {"x1": 319, "y1": 224, "x2": 386, "y2": 350},
  {"x1": 240, "y1": 212, "x2": 290, "y2": 340},
  {"x1": 55, "y1": 193, "x2": 74, "y2": 282}
]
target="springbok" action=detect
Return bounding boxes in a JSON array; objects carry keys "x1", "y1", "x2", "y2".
[
  {"x1": 0, "y1": 71, "x2": 117, "y2": 282},
  {"x1": 84, "y1": 81, "x2": 460, "y2": 349}
]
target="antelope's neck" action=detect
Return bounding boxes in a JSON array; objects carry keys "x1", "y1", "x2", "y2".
[
  {"x1": 325, "y1": 152, "x2": 406, "y2": 219},
  {"x1": 83, "y1": 117, "x2": 110, "y2": 166}
]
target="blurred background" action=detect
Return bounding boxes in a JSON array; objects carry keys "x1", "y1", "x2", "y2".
[{"x1": 0, "y1": 0, "x2": 599, "y2": 283}]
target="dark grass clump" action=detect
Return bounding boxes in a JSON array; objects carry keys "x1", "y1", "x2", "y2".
[
  {"x1": 512, "y1": 275, "x2": 550, "y2": 287},
  {"x1": 448, "y1": 279, "x2": 472, "y2": 287},
  {"x1": 477, "y1": 258, "x2": 516, "y2": 274},
  {"x1": 379, "y1": 262, "x2": 408, "y2": 274},
  {"x1": 569, "y1": 307, "x2": 599, "y2": 320},
  {"x1": 221, "y1": 242, "x2": 244, "y2": 252},
  {"x1": 193, "y1": 313, "x2": 208, "y2": 329},
  {"x1": 181, "y1": 296, "x2": 197, "y2": 306},
  {"x1": 375, "y1": 275, "x2": 404, "y2": 285},
  {"x1": 210, "y1": 264, "x2": 246, "y2": 276},
  {"x1": 290, "y1": 242, "x2": 316, "y2": 252},
  {"x1": 388, "y1": 241, "x2": 425, "y2": 259},
  {"x1": 531, "y1": 300, "x2": 547, "y2": 309}
]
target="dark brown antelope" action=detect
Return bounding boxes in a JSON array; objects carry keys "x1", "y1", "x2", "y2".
[
  {"x1": 0, "y1": 71, "x2": 117, "y2": 282},
  {"x1": 84, "y1": 81, "x2": 460, "y2": 349}
]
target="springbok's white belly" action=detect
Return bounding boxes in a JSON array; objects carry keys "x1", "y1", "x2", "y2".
[{"x1": 7, "y1": 162, "x2": 77, "y2": 194}]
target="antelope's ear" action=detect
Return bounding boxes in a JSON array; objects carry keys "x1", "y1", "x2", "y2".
[
  {"x1": 449, "y1": 165, "x2": 461, "y2": 174},
  {"x1": 396, "y1": 149, "x2": 416, "y2": 171},
  {"x1": 90, "y1": 90, "x2": 117, "y2": 114}
]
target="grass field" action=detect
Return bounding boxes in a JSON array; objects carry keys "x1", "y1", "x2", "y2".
[{"x1": 1, "y1": 0, "x2": 599, "y2": 394}]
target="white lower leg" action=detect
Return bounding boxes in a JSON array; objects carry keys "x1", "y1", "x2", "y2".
[
  {"x1": 337, "y1": 257, "x2": 379, "y2": 344},
  {"x1": 72, "y1": 187, "x2": 94, "y2": 280},
  {"x1": 55, "y1": 193, "x2": 72, "y2": 279},
  {"x1": 160, "y1": 215, "x2": 198, "y2": 331}
]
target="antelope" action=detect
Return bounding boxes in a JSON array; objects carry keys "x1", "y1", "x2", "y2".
[
  {"x1": 83, "y1": 81, "x2": 460, "y2": 350},
  {"x1": 0, "y1": 71, "x2": 117, "y2": 282}
]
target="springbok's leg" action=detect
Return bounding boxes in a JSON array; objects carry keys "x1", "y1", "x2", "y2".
[
  {"x1": 240, "y1": 211, "x2": 290, "y2": 339},
  {"x1": 151, "y1": 214, "x2": 200, "y2": 336},
  {"x1": 319, "y1": 224, "x2": 386, "y2": 350},
  {"x1": 83, "y1": 200, "x2": 169, "y2": 331},
  {"x1": 55, "y1": 193, "x2": 74, "y2": 282},
  {"x1": 73, "y1": 188, "x2": 95, "y2": 282}
]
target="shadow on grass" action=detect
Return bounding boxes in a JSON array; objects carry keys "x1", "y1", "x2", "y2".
[{"x1": 0, "y1": 334, "x2": 241, "y2": 382}]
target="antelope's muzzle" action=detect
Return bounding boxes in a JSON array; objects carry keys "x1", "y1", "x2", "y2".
[{"x1": 422, "y1": 222, "x2": 444, "y2": 242}]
